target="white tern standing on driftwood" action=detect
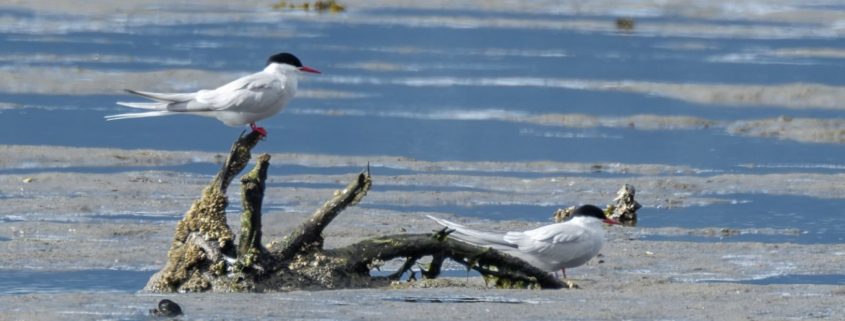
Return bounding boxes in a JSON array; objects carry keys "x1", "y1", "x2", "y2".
[{"x1": 106, "y1": 52, "x2": 320, "y2": 136}]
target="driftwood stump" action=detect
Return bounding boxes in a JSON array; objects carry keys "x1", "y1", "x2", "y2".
[
  {"x1": 146, "y1": 132, "x2": 631, "y2": 292},
  {"x1": 607, "y1": 184, "x2": 641, "y2": 226},
  {"x1": 553, "y1": 184, "x2": 641, "y2": 226}
]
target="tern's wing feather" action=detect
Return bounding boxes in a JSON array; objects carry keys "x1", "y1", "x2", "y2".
[
  {"x1": 183, "y1": 71, "x2": 284, "y2": 112},
  {"x1": 503, "y1": 223, "x2": 586, "y2": 254},
  {"x1": 124, "y1": 89, "x2": 196, "y2": 103},
  {"x1": 427, "y1": 215, "x2": 515, "y2": 249}
]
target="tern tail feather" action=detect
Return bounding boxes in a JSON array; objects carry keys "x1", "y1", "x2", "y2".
[
  {"x1": 105, "y1": 111, "x2": 174, "y2": 121},
  {"x1": 116, "y1": 101, "x2": 167, "y2": 110},
  {"x1": 124, "y1": 89, "x2": 195, "y2": 103},
  {"x1": 426, "y1": 215, "x2": 516, "y2": 249}
]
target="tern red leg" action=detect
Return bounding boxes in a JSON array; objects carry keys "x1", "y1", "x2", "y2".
[{"x1": 249, "y1": 122, "x2": 267, "y2": 137}]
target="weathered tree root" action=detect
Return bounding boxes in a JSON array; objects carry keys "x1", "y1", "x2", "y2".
[
  {"x1": 145, "y1": 131, "x2": 263, "y2": 292},
  {"x1": 329, "y1": 231, "x2": 568, "y2": 289},
  {"x1": 145, "y1": 132, "x2": 603, "y2": 292},
  {"x1": 267, "y1": 166, "x2": 372, "y2": 261}
]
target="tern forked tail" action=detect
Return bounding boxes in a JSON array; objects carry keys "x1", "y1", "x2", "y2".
[
  {"x1": 105, "y1": 89, "x2": 193, "y2": 121},
  {"x1": 426, "y1": 215, "x2": 516, "y2": 251},
  {"x1": 105, "y1": 110, "x2": 174, "y2": 121}
]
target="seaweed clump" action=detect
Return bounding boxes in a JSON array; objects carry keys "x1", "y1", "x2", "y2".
[
  {"x1": 272, "y1": 0, "x2": 345, "y2": 13},
  {"x1": 615, "y1": 17, "x2": 635, "y2": 32}
]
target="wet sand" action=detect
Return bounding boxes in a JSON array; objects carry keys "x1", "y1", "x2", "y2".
[{"x1": 1, "y1": 145, "x2": 844, "y2": 320}]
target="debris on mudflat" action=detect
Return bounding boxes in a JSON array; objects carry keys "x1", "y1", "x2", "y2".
[
  {"x1": 616, "y1": 17, "x2": 635, "y2": 31},
  {"x1": 552, "y1": 206, "x2": 576, "y2": 223},
  {"x1": 150, "y1": 299, "x2": 183, "y2": 317},
  {"x1": 272, "y1": 0, "x2": 345, "y2": 13},
  {"x1": 552, "y1": 184, "x2": 640, "y2": 226},
  {"x1": 606, "y1": 184, "x2": 641, "y2": 226}
]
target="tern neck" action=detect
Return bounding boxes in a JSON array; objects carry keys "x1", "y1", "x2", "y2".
[
  {"x1": 569, "y1": 216, "x2": 604, "y2": 229},
  {"x1": 264, "y1": 62, "x2": 299, "y2": 75}
]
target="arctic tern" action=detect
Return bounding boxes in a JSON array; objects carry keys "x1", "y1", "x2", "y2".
[
  {"x1": 105, "y1": 52, "x2": 320, "y2": 136},
  {"x1": 428, "y1": 204, "x2": 618, "y2": 278}
]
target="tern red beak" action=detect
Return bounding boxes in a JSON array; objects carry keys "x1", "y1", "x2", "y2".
[
  {"x1": 603, "y1": 218, "x2": 621, "y2": 225},
  {"x1": 299, "y1": 66, "x2": 321, "y2": 74}
]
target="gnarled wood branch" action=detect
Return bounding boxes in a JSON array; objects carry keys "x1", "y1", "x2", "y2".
[
  {"x1": 145, "y1": 132, "x2": 624, "y2": 292},
  {"x1": 268, "y1": 169, "x2": 371, "y2": 262},
  {"x1": 237, "y1": 153, "x2": 271, "y2": 270},
  {"x1": 144, "y1": 131, "x2": 262, "y2": 292},
  {"x1": 329, "y1": 233, "x2": 568, "y2": 289}
]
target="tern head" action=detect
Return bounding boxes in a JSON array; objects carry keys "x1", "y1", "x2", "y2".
[
  {"x1": 266, "y1": 52, "x2": 321, "y2": 74},
  {"x1": 572, "y1": 204, "x2": 620, "y2": 225}
]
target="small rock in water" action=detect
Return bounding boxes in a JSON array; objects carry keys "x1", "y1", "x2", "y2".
[{"x1": 150, "y1": 299, "x2": 183, "y2": 317}]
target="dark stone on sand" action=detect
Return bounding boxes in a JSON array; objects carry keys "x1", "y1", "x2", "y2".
[{"x1": 150, "y1": 299, "x2": 183, "y2": 317}]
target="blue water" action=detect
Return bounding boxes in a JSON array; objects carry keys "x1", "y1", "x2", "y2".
[
  {"x1": 87, "y1": 214, "x2": 181, "y2": 222},
  {"x1": 707, "y1": 274, "x2": 845, "y2": 286},
  {"x1": 0, "y1": 162, "x2": 395, "y2": 176},
  {"x1": 737, "y1": 274, "x2": 845, "y2": 285},
  {"x1": 0, "y1": 269, "x2": 838, "y2": 295},
  {"x1": 0, "y1": 270, "x2": 154, "y2": 295},
  {"x1": 642, "y1": 194, "x2": 845, "y2": 241},
  {"x1": 3, "y1": 109, "x2": 843, "y2": 169}
]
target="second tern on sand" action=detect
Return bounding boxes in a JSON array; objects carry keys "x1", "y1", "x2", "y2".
[{"x1": 428, "y1": 204, "x2": 618, "y2": 277}]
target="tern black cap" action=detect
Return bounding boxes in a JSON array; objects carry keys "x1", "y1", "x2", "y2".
[
  {"x1": 572, "y1": 204, "x2": 607, "y2": 220},
  {"x1": 267, "y1": 52, "x2": 303, "y2": 67}
]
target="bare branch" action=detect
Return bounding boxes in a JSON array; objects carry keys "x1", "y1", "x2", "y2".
[{"x1": 269, "y1": 171, "x2": 372, "y2": 261}]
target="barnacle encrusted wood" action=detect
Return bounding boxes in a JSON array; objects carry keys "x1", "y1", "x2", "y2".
[
  {"x1": 146, "y1": 131, "x2": 581, "y2": 292},
  {"x1": 145, "y1": 131, "x2": 263, "y2": 292},
  {"x1": 607, "y1": 184, "x2": 641, "y2": 225},
  {"x1": 553, "y1": 184, "x2": 640, "y2": 226}
]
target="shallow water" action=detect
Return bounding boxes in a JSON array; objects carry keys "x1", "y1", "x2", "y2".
[
  {"x1": 3, "y1": 268, "x2": 841, "y2": 296},
  {"x1": 2, "y1": 2, "x2": 845, "y2": 298},
  {"x1": 641, "y1": 194, "x2": 845, "y2": 243},
  {"x1": 0, "y1": 270, "x2": 154, "y2": 295},
  {"x1": 734, "y1": 274, "x2": 845, "y2": 286}
]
